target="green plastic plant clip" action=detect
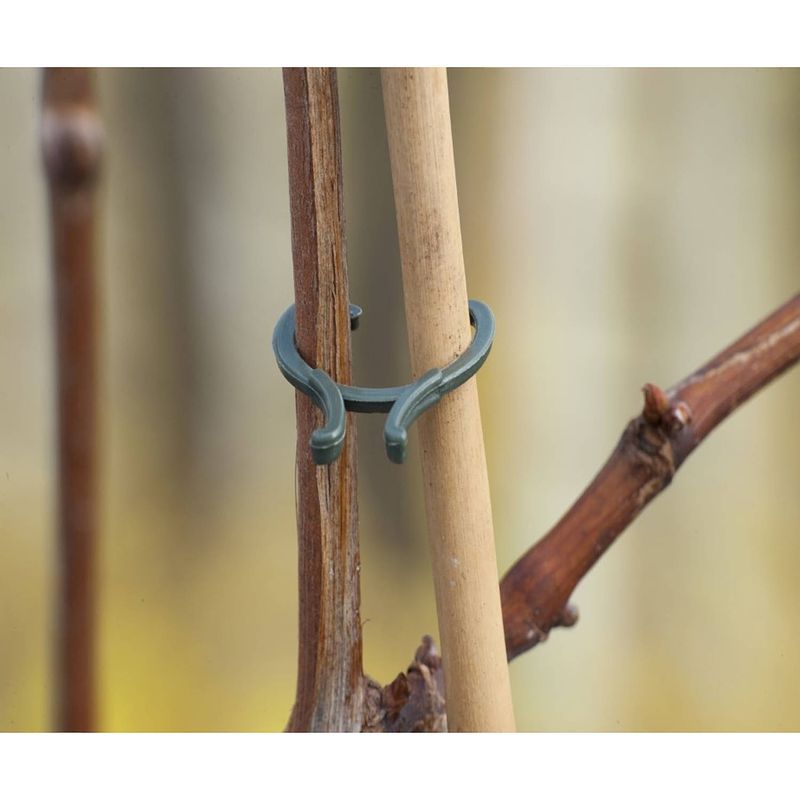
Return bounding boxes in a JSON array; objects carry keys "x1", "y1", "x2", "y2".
[{"x1": 273, "y1": 300, "x2": 495, "y2": 465}]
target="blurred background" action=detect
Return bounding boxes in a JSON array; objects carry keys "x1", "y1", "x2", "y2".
[{"x1": 0, "y1": 68, "x2": 798, "y2": 732}]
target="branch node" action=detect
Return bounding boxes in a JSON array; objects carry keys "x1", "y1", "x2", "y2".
[
  {"x1": 642, "y1": 383, "x2": 694, "y2": 435},
  {"x1": 556, "y1": 603, "x2": 579, "y2": 628},
  {"x1": 667, "y1": 400, "x2": 693, "y2": 433},
  {"x1": 41, "y1": 108, "x2": 104, "y2": 193}
]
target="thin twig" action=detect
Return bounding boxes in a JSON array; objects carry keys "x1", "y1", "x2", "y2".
[
  {"x1": 41, "y1": 67, "x2": 104, "y2": 732},
  {"x1": 283, "y1": 68, "x2": 364, "y2": 732},
  {"x1": 501, "y1": 293, "x2": 800, "y2": 659}
]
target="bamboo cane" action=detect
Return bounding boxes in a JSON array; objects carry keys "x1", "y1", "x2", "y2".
[{"x1": 381, "y1": 68, "x2": 516, "y2": 731}]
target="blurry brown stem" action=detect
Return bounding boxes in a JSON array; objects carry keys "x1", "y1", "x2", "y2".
[
  {"x1": 42, "y1": 68, "x2": 103, "y2": 732},
  {"x1": 283, "y1": 68, "x2": 364, "y2": 731},
  {"x1": 501, "y1": 293, "x2": 800, "y2": 660}
]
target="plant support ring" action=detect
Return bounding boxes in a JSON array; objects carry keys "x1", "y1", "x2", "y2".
[{"x1": 273, "y1": 299, "x2": 495, "y2": 465}]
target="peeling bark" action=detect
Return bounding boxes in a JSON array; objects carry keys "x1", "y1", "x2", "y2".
[
  {"x1": 283, "y1": 68, "x2": 363, "y2": 732},
  {"x1": 362, "y1": 637, "x2": 447, "y2": 733}
]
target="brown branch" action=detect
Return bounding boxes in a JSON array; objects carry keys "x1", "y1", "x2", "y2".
[
  {"x1": 283, "y1": 68, "x2": 364, "y2": 731},
  {"x1": 501, "y1": 293, "x2": 800, "y2": 660},
  {"x1": 41, "y1": 68, "x2": 103, "y2": 732}
]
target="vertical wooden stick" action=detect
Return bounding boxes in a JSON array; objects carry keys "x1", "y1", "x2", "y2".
[
  {"x1": 41, "y1": 68, "x2": 103, "y2": 732},
  {"x1": 283, "y1": 68, "x2": 364, "y2": 732},
  {"x1": 381, "y1": 68, "x2": 516, "y2": 731}
]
